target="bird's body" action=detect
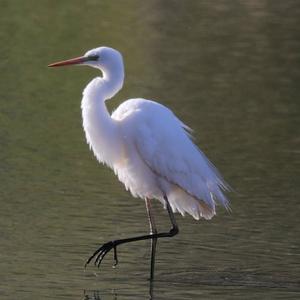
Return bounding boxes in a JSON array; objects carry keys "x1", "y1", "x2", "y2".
[{"x1": 49, "y1": 46, "x2": 230, "y2": 278}]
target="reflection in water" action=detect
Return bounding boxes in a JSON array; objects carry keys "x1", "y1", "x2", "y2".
[
  {"x1": 83, "y1": 269, "x2": 300, "y2": 300},
  {"x1": 83, "y1": 290, "x2": 104, "y2": 300},
  {"x1": 83, "y1": 281, "x2": 154, "y2": 300}
]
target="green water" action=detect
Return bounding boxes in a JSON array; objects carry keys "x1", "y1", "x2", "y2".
[{"x1": 0, "y1": 1, "x2": 299, "y2": 299}]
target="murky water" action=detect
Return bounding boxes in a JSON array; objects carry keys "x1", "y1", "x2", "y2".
[{"x1": 1, "y1": 0, "x2": 299, "y2": 299}]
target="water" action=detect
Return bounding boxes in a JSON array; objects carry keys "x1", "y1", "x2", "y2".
[{"x1": 1, "y1": 0, "x2": 299, "y2": 299}]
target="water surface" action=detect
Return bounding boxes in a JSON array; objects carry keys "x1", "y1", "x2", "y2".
[{"x1": 0, "y1": 1, "x2": 299, "y2": 299}]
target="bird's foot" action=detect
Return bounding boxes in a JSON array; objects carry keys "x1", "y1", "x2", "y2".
[{"x1": 85, "y1": 241, "x2": 119, "y2": 268}]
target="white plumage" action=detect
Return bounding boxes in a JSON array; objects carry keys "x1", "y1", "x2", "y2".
[{"x1": 79, "y1": 47, "x2": 230, "y2": 220}]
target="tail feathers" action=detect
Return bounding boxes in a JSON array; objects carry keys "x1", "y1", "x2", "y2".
[{"x1": 167, "y1": 187, "x2": 216, "y2": 220}]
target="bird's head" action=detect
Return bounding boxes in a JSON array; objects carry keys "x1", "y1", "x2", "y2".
[{"x1": 48, "y1": 46, "x2": 124, "y2": 76}]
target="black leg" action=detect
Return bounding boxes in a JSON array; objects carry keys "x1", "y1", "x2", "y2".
[
  {"x1": 145, "y1": 198, "x2": 157, "y2": 280},
  {"x1": 85, "y1": 195, "x2": 179, "y2": 269}
]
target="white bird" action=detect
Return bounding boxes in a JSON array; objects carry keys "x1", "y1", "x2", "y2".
[{"x1": 48, "y1": 46, "x2": 230, "y2": 280}]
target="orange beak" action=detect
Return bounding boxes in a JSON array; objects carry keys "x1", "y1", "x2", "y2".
[{"x1": 48, "y1": 56, "x2": 89, "y2": 67}]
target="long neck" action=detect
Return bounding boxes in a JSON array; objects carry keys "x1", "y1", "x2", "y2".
[
  {"x1": 81, "y1": 69, "x2": 124, "y2": 168},
  {"x1": 102, "y1": 62, "x2": 124, "y2": 99}
]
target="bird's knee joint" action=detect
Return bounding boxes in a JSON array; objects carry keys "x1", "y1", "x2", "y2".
[{"x1": 169, "y1": 226, "x2": 179, "y2": 236}]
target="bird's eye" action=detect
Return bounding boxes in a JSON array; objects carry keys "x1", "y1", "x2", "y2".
[{"x1": 88, "y1": 55, "x2": 99, "y2": 61}]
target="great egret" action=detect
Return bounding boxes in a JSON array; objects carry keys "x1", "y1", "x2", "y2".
[{"x1": 48, "y1": 46, "x2": 230, "y2": 280}]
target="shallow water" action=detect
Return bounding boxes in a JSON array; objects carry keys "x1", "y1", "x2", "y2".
[{"x1": 0, "y1": 0, "x2": 299, "y2": 299}]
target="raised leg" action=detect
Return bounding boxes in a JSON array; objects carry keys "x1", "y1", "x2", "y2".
[
  {"x1": 85, "y1": 195, "x2": 179, "y2": 271},
  {"x1": 145, "y1": 198, "x2": 157, "y2": 280}
]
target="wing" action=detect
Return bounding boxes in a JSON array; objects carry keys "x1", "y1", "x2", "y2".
[
  {"x1": 121, "y1": 99, "x2": 230, "y2": 210},
  {"x1": 112, "y1": 98, "x2": 230, "y2": 213}
]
